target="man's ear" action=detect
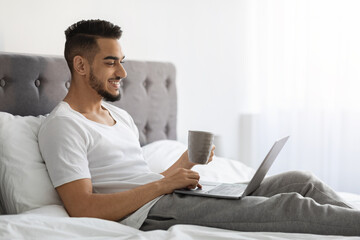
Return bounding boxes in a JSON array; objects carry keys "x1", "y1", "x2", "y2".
[{"x1": 73, "y1": 56, "x2": 88, "y2": 76}]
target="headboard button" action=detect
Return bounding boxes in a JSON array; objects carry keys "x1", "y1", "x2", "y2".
[
  {"x1": 143, "y1": 79, "x2": 151, "y2": 93},
  {"x1": 0, "y1": 79, "x2": 5, "y2": 87},
  {"x1": 165, "y1": 78, "x2": 171, "y2": 89},
  {"x1": 35, "y1": 79, "x2": 41, "y2": 87},
  {"x1": 143, "y1": 80, "x2": 148, "y2": 88},
  {"x1": 164, "y1": 124, "x2": 170, "y2": 136},
  {"x1": 143, "y1": 123, "x2": 150, "y2": 135}
]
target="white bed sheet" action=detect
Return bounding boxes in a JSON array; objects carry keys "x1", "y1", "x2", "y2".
[
  {"x1": 1, "y1": 202, "x2": 360, "y2": 240},
  {"x1": 1, "y1": 140, "x2": 360, "y2": 239}
]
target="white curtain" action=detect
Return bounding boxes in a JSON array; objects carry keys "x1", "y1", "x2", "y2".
[{"x1": 238, "y1": 0, "x2": 360, "y2": 194}]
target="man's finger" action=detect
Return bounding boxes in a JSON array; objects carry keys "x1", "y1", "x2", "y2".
[{"x1": 187, "y1": 170, "x2": 200, "y2": 179}]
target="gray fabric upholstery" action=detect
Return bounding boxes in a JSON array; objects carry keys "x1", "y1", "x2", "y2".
[{"x1": 0, "y1": 52, "x2": 177, "y2": 145}]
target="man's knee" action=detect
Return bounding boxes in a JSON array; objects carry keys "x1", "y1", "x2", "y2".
[{"x1": 284, "y1": 170, "x2": 317, "y2": 183}]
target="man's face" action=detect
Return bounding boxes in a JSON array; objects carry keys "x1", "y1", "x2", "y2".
[{"x1": 88, "y1": 38, "x2": 127, "y2": 102}]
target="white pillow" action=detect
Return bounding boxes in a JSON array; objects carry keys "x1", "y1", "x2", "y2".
[
  {"x1": 142, "y1": 140, "x2": 187, "y2": 173},
  {"x1": 0, "y1": 112, "x2": 62, "y2": 214},
  {"x1": 142, "y1": 140, "x2": 255, "y2": 183}
]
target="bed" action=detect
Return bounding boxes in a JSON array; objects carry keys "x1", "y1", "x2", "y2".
[{"x1": 0, "y1": 52, "x2": 360, "y2": 239}]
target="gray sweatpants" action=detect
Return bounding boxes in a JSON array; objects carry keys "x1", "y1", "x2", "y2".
[{"x1": 140, "y1": 171, "x2": 360, "y2": 236}]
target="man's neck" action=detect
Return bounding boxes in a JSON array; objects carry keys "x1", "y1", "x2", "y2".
[
  {"x1": 63, "y1": 78, "x2": 103, "y2": 115},
  {"x1": 63, "y1": 86, "x2": 116, "y2": 126}
]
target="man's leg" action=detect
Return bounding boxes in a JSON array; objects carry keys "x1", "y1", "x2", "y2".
[
  {"x1": 252, "y1": 171, "x2": 352, "y2": 208},
  {"x1": 141, "y1": 171, "x2": 360, "y2": 235},
  {"x1": 141, "y1": 192, "x2": 360, "y2": 235}
]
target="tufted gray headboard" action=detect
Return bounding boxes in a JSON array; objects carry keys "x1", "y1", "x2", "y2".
[{"x1": 0, "y1": 52, "x2": 177, "y2": 145}]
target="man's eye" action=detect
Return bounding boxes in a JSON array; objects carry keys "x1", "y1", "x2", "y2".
[
  {"x1": 120, "y1": 61, "x2": 125, "y2": 64},
  {"x1": 106, "y1": 62, "x2": 115, "y2": 66}
]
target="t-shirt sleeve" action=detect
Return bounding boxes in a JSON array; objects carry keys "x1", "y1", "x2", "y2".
[{"x1": 38, "y1": 116, "x2": 91, "y2": 188}]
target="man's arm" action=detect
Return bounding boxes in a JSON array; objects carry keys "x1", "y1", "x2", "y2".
[
  {"x1": 161, "y1": 146, "x2": 215, "y2": 177},
  {"x1": 56, "y1": 167, "x2": 200, "y2": 221}
]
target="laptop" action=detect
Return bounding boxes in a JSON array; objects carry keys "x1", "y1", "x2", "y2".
[{"x1": 174, "y1": 136, "x2": 289, "y2": 199}]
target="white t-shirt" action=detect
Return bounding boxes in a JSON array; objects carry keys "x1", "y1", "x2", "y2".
[{"x1": 38, "y1": 101, "x2": 163, "y2": 229}]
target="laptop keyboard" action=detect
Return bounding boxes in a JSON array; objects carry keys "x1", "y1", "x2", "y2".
[{"x1": 208, "y1": 183, "x2": 247, "y2": 196}]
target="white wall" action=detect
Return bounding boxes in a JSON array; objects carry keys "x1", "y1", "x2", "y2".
[
  {"x1": 0, "y1": 0, "x2": 245, "y2": 159},
  {"x1": 3, "y1": 0, "x2": 360, "y2": 193},
  {"x1": 237, "y1": 0, "x2": 360, "y2": 194}
]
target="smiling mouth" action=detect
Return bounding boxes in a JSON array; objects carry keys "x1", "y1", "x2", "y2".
[{"x1": 108, "y1": 79, "x2": 121, "y2": 89}]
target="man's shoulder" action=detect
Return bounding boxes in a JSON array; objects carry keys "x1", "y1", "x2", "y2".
[{"x1": 40, "y1": 102, "x2": 82, "y2": 132}]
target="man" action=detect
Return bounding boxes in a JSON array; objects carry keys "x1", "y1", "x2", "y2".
[{"x1": 38, "y1": 19, "x2": 360, "y2": 236}]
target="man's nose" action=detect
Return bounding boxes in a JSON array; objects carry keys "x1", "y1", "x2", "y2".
[{"x1": 116, "y1": 63, "x2": 127, "y2": 79}]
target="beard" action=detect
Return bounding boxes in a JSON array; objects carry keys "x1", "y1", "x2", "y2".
[{"x1": 89, "y1": 68, "x2": 121, "y2": 102}]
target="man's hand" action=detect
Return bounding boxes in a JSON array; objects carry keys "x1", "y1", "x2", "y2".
[
  {"x1": 161, "y1": 145, "x2": 216, "y2": 178},
  {"x1": 159, "y1": 145, "x2": 215, "y2": 193},
  {"x1": 159, "y1": 168, "x2": 201, "y2": 194},
  {"x1": 186, "y1": 144, "x2": 216, "y2": 167}
]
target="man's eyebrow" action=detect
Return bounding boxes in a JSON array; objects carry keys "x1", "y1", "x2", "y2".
[{"x1": 103, "y1": 56, "x2": 125, "y2": 61}]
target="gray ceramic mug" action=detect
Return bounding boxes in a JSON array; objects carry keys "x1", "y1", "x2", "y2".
[{"x1": 188, "y1": 130, "x2": 214, "y2": 164}]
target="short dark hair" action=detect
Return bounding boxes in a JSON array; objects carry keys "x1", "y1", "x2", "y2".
[{"x1": 64, "y1": 19, "x2": 122, "y2": 73}]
